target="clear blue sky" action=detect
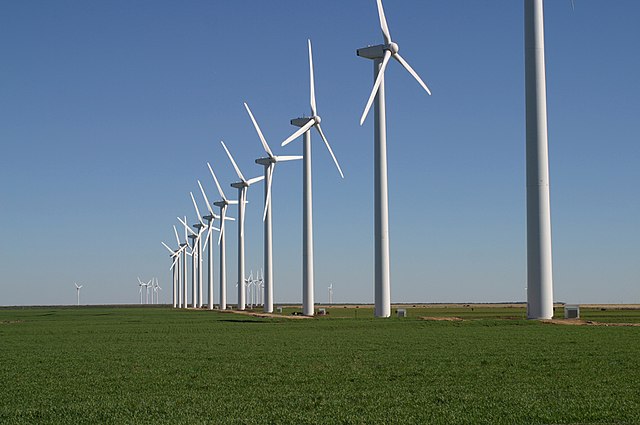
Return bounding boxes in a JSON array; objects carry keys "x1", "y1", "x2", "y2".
[{"x1": 1, "y1": 1, "x2": 638, "y2": 306}]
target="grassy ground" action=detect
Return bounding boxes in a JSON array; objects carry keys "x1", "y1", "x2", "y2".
[{"x1": 1, "y1": 306, "x2": 639, "y2": 424}]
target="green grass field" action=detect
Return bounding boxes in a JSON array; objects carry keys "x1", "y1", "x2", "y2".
[{"x1": 1, "y1": 306, "x2": 639, "y2": 424}]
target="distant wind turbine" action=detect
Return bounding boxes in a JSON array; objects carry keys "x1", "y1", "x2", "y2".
[
  {"x1": 208, "y1": 162, "x2": 237, "y2": 310},
  {"x1": 178, "y1": 216, "x2": 200, "y2": 308},
  {"x1": 161, "y1": 231, "x2": 189, "y2": 308},
  {"x1": 198, "y1": 180, "x2": 221, "y2": 310},
  {"x1": 137, "y1": 277, "x2": 146, "y2": 304},
  {"x1": 74, "y1": 282, "x2": 83, "y2": 306},
  {"x1": 221, "y1": 140, "x2": 264, "y2": 311},
  {"x1": 190, "y1": 191, "x2": 209, "y2": 308}
]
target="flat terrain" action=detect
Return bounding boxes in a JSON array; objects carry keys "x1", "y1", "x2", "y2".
[{"x1": 1, "y1": 305, "x2": 639, "y2": 424}]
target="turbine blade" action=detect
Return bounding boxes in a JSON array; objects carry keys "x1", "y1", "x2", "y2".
[
  {"x1": 202, "y1": 224, "x2": 212, "y2": 252},
  {"x1": 207, "y1": 162, "x2": 227, "y2": 201},
  {"x1": 218, "y1": 205, "x2": 227, "y2": 245},
  {"x1": 173, "y1": 225, "x2": 181, "y2": 245},
  {"x1": 221, "y1": 140, "x2": 246, "y2": 182},
  {"x1": 184, "y1": 216, "x2": 187, "y2": 240},
  {"x1": 274, "y1": 155, "x2": 303, "y2": 162},
  {"x1": 315, "y1": 123, "x2": 344, "y2": 178},
  {"x1": 177, "y1": 217, "x2": 197, "y2": 235},
  {"x1": 377, "y1": 0, "x2": 392, "y2": 45},
  {"x1": 170, "y1": 255, "x2": 179, "y2": 271},
  {"x1": 244, "y1": 102, "x2": 273, "y2": 157},
  {"x1": 197, "y1": 180, "x2": 215, "y2": 215},
  {"x1": 190, "y1": 192, "x2": 205, "y2": 225},
  {"x1": 263, "y1": 164, "x2": 275, "y2": 221},
  {"x1": 393, "y1": 53, "x2": 432, "y2": 95},
  {"x1": 571, "y1": 0, "x2": 575, "y2": 10},
  {"x1": 308, "y1": 39, "x2": 317, "y2": 116},
  {"x1": 247, "y1": 175, "x2": 265, "y2": 186},
  {"x1": 281, "y1": 119, "x2": 315, "y2": 147},
  {"x1": 161, "y1": 241, "x2": 174, "y2": 254},
  {"x1": 360, "y1": 50, "x2": 391, "y2": 126}
]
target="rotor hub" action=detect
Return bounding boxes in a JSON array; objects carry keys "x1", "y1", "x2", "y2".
[
  {"x1": 314, "y1": 115, "x2": 321, "y2": 124},
  {"x1": 388, "y1": 42, "x2": 399, "y2": 54}
]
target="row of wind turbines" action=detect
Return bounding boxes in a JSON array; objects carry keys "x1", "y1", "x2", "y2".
[
  {"x1": 136, "y1": 278, "x2": 162, "y2": 305},
  {"x1": 161, "y1": 0, "x2": 558, "y2": 319}
]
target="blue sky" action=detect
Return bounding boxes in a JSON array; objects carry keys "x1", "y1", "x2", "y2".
[{"x1": 1, "y1": 0, "x2": 638, "y2": 306}]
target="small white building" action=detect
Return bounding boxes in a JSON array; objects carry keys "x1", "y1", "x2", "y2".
[{"x1": 564, "y1": 305, "x2": 580, "y2": 319}]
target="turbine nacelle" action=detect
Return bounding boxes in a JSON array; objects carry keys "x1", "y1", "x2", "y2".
[
  {"x1": 356, "y1": 44, "x2": 387, "y2": 60},
  {"x1": 213, "y1": 200, "x2": 231, "y2": 208},
  {"x1": 255, "y1": 157, "x2": 275, "y2": 166},
  {"x1": 231, "y1": 181, "x2": 249, "y2": 189}
]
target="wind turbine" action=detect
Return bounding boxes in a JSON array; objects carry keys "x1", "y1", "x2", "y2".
[
  {"x1": 146, "y1": 279, "x2": 152, "y2": 304},
  {"x1": 198, "y1": 180, "x2": 221, "y2": 310},
  {"x1": 221, "y1": 140, "x2": 264, "y2": 311},
  {"x1": 246, "y1": 102, "x2": 302, "y2": 313},
  {"x1": 244, "y1": 270, "x2": 254, "y2": 309},
  {"x1": 74, "y1": 282, "x2": 83, "y2": 306},
  {"x1": 161, "y1": 240, "x2": 183, "y2": 308},
  {"x1": 178, "y1": 216, "x2": 200, "y2": 308},
  {"x1": 152, "y1": 278, "x2": 158, "y2": 304},
  {"x1": 162, "y1": 225, "x2": 191, "y2": 308},
  {"x1": 281, "y1": 39, "x2": 344, "y2": 317},
  {"x1": 137, "y1": 277, "x2": 146, "y2": 304},
  {"x1": 173, "y1": 223, "x2": 190, "y2": 308},
  {"x1": 190, "y1": 191, "x2": 209, "y2": 308},
  {"x1": 155, "y1": 277, "x2": 162, "y2": 304},
  {"x1": 179, "y1": 217, "x2": 190, "y2": 308},
  {"x1": 151, "y1": 278, "x2": 156, "y2": 304},
  {"x1": 207, "y1": 162, "x2": 237, "y2": 310},
  {"x1": 328, "y1": 283, "x2": 333, "y2": 305},
  {"x1": 357, "y1": 0, "x2": 431, "y2": 317}
]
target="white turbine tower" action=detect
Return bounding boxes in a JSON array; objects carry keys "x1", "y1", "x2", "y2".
[
  {"x1": 198, "y1": 180, "x2": 221, "y2": 310},
  {"x1": 221, "y1": 140, "x2": 264, "y2": 311},
  {"x1": 74, "y1": 283, "x2": 83, "y2": 306},
  {"x1": 208, "y1": 162, "x2": 237, "y2": 310},
  {"x1": 245, "y1": 102, "x2": 302, "y2": 313},
  {"x1": 145, "y1": 279, "x2": 152, "y2": 304},
  {"x1": 524, "y1": 0, "x2": 562, "y2": 319},
  {"x1": 281, "y1": 39, "x2": 344, "y2": 317},
  {"x1": 179, "y1": 217, "x2": 190, "y2": 308},
  {"x1": 328, "y1": 283, "x2": 333, "y2": 305},
  {"x1": 357, "y1": 0, "x2": 431, "y2": 317}
]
